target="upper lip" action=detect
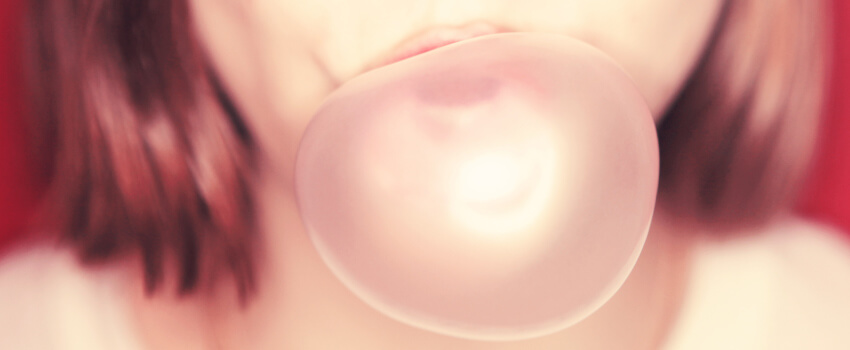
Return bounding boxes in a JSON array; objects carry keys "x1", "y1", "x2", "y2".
[{"x1": 369, "y1": 22, "x2": 509, "y2": 70}]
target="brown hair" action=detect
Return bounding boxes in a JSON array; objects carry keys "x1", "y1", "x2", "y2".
[
  {"x1": 27, "y1": 0, "x2": 829, "y2": 297},
  {"x1": 28, "y1": 0, "x2": 257, "y2": 297},
  {"x1": 657, "y1": 0, "x2": 829, "y2": 229}
]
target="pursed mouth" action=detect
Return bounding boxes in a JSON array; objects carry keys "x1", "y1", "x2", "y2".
[{"x1": 368, "y1": 22, "x2": 511, "y2": 70}]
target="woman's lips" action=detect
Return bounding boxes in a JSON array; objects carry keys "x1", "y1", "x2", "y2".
[{"x1": 371, "y1": 23, "x2": 509, "y2": 69}]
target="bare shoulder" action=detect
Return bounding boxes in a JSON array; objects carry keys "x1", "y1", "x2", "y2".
[
  {"x1": 0, "y1": 246, "x2": 86, "y2": 349},
  {"x1": 761, "y1": 216, "x2": 850, "y2": 349},
  {"x1": 763, "y1": 216, "x2": 850, "y2": 277},
  {"x1": 0, "y1": 245, "x2": 139, "y2": 350},
  {"x1": 666, "y1": 216, "x2": 850, "y2": 350},
  {"x1": 0, "y1": 245, "x2": 89, "y2": 310}
]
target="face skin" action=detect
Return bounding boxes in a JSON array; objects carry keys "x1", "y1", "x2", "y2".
[
  {"x1": 128, "y1": 0, "x2": 722, "y2": 349},
  {"x1": 190, "y1": 0, "x2": 723, "y2": 173}
]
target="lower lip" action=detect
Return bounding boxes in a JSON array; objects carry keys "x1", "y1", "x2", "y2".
[{"x1": 376, "y1": 23, "x2": 508, "y2": 68}]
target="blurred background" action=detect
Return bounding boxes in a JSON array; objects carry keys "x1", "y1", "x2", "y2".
[{"x1": 1, "y1": 0, "x2": 849, "y2": 251}]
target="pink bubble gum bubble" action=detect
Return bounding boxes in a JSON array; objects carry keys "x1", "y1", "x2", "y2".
[{"x1": 294, "y1": 33, "x2": 658, "y2": 341}]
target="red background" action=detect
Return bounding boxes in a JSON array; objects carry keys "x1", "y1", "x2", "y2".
[
  {"x1": 1, "y1": 0, "x2": 849, "y2": 250},
  {"x1": 0, "y1": 0, "x2": 42, "y2": 251},
  {"x1": 796, "y1": 1, "x2": 850, "y2": 233}
]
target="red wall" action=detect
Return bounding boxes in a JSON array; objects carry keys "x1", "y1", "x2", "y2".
[
  {"x1": 0, "y1": 0, "x2": 43, "y2": 250},
  {"x1": 797, "y1": 0, "x2": 850, "y2": 232}
]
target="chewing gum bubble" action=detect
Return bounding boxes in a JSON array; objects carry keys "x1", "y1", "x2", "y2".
[{"x1": 295, "y1": 33, "x2": 658, "y2": 340}]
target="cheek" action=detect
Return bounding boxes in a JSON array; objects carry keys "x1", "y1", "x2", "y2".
[
  {"x1": 190, "y1": 0, "x2": 262, "y2": 107},
  {"x1": 191, "y1": 0, "x2": 339, "y2": 158},
  {"x1": 576, "y1": 0, "x2": 724, "y2": 117}
]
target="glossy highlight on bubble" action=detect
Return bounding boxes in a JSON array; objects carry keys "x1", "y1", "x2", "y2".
[{"x1": 294, "y1": 33, "x2": 659, "y2": 341}]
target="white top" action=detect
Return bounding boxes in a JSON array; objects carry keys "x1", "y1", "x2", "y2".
[{"x1": 1, "y1": 216, "x2": 849, "y2": 350}]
